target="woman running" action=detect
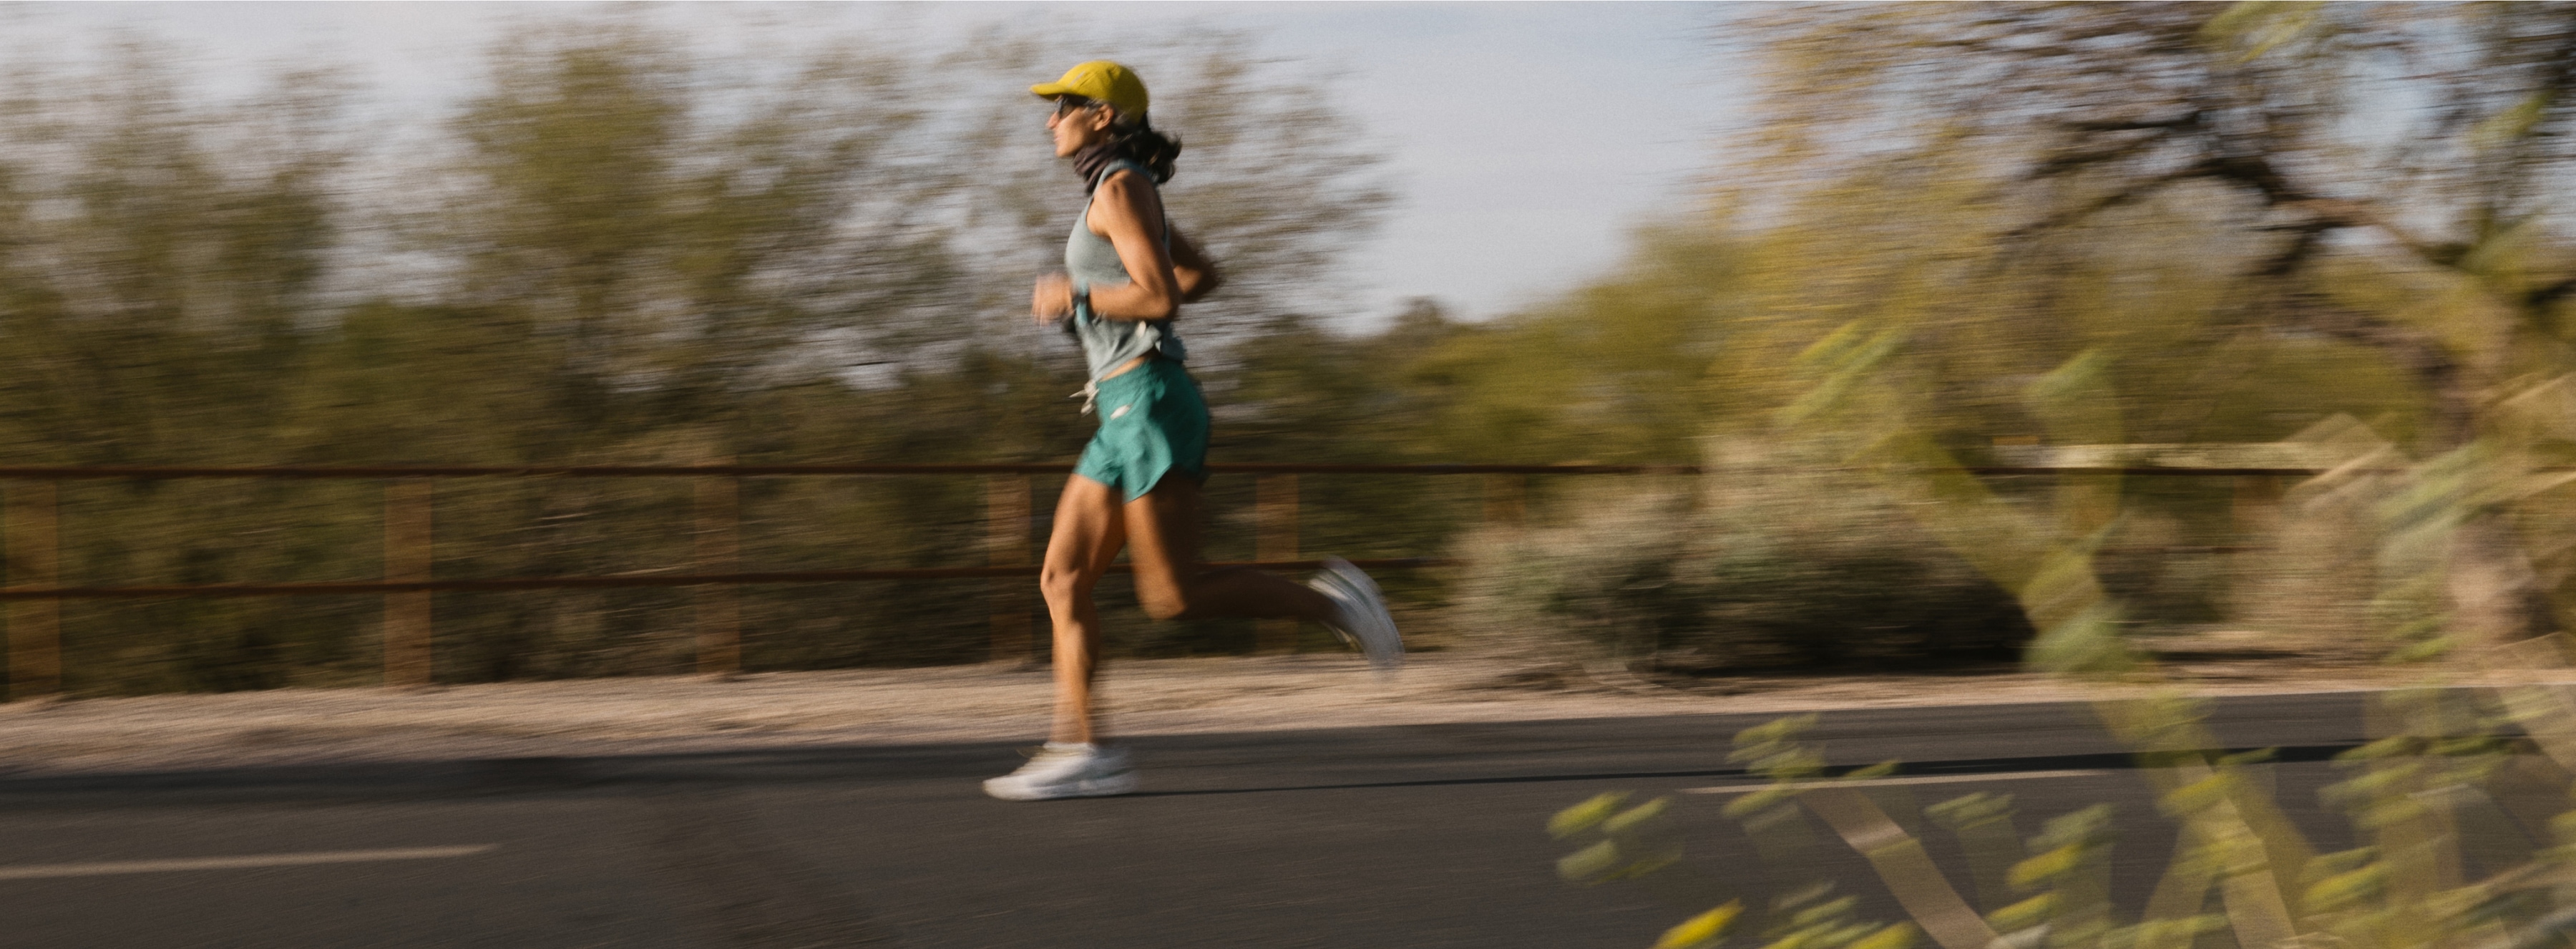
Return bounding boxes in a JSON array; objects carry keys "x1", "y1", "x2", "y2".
[{"x1": 985, "y1": 61, "x2": 1403, "y2": 802}]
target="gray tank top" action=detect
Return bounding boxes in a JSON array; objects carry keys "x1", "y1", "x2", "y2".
[{"x1": 1065, "y1": 160, "x2": 1186, "y2": 382}]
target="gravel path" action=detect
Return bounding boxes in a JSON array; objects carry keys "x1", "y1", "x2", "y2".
[{"x1": 1, "y1": 648, "x2": 2543, "y2": 779}]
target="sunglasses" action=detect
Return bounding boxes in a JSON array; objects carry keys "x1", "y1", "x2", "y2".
[{"x1": 1050, "y1": 96, "x2": 1099, "y2": 118}]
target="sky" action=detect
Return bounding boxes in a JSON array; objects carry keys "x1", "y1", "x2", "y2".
[{"x1": 8, "y1": 1, "x2": 1752, "y2": 327}]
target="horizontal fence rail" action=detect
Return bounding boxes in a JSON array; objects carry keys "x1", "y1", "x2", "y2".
[
  {"x1": 0, "y1": 460, "x2": 2351, "y2": 699},
  {"x1": 0, "y1": 464, "x2": 2452, "y2": 478},
  {"x1": 0, "y1": 559, "x2": 1453, "y2": 600}
]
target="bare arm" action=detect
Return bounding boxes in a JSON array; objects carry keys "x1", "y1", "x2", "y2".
[
  {"x1": 1170, "y1": 226, "x2": 1220, "y2": 303},
  {"x1": 1030, "y1": 169, "x2": 1216, "y2": 323}
]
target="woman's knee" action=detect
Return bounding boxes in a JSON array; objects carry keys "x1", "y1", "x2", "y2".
[{"x1": 1040, "y1": 563, "x2": 1097, "y2": 603}]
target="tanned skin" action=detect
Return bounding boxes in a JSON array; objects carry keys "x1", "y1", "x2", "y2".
[{"x1": 1027, "y1": 98, "x2": 1335, "y2": 746}]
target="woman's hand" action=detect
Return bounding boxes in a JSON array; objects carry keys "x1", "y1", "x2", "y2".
[{"x1": 1032, "y1": 273, "x2": 1077, "y2": 325}]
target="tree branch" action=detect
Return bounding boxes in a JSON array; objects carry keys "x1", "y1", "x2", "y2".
[
  {"x1": 2027, "y1": 127, "x2": 2186, "y2": 180},
  {"x1": 2000, "y1": 160, "x2": 2218, "y2": 243},
  {"x1": 2527, "y1": 275, "x2": 2576, "y2": 311},
  {"x1": 2059, "y1": 111, "x2": 2202, "y2": 132},
  {"x1": 2274, "y1": 291, "x2": 2472, "y2": 444}
]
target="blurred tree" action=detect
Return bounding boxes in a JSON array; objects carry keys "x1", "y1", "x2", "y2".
[
  {"x1": 0, "y1": 43, "x2": 369, "y2": 694},
  {"x1": 1393, "y1": 229, "x2": 1736, "y2": 464},
  {"x1": 1717, "y1": 1, "x2": 2576, "y2": 646},
  {"x1": 949, "y1": 31, "x2": 1397, "y2": 360},
  {"x1": 428, "y1": 21, "x2": 975, "y2": 460},
  {"x1": 0, "y1": 44, "x2": 348, "y2": 466}
]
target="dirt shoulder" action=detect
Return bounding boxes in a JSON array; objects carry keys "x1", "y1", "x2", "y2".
[{"x1": 0, "y1": 651, "x2": 2551, "y2": 779}]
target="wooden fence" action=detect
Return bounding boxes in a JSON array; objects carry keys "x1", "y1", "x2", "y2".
[{"x1": 0, "y1": 462, "x2": 2326, "y2": 700}]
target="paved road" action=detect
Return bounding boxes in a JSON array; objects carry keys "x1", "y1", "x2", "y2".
[{"x1": 0, "y1": 691, "x2": 2527, "y2": 948}]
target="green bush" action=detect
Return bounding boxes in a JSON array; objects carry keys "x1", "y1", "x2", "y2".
[{"x1": 1454, "y1": 466, "x2": 2033, "y2": 673}]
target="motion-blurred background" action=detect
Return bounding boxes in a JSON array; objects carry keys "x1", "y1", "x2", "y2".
[{"x1": 3, "y1": 3, "x2": 2569, "y2": 699}]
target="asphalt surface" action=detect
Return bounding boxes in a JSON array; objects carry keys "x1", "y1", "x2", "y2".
[{"x1": 0, "y1": 690, "x2": 2547, "y2": 948}]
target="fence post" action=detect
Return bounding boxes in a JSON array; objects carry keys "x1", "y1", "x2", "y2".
[
  {"x1": 383, "y1": 480, "x2": 434, "y2": 687},
  {"x1": 2230, "y1": 473, "x2": 2285, "y2": 618},
  {"x1": 988, "y1": 474, "x2": 1034, "y2": 662},
  {"x1": 1483, "y1": 473, "x2": 1527, "y2": 527},
  {"x1": 696, "y1": 463, "x2": 741, "y2": 676},
  {"x1": 2230, "y1": 473, "x2": 2284, "y2": 539},
  {"x1": 1257, "y1": 474, "x2": 1299, "y2": 653},
  {"x1": 5, "y1": 482, "x2": 60, "y2": 701}
]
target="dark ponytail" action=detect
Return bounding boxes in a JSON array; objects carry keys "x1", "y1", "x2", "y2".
[{"x1": 1109, "y1": 113, "x2": 1181, "y2": 184}]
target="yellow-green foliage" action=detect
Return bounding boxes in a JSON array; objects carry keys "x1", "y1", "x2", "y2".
[
  {"x1": 1385, "y1": 228, "x2": 1735, "y2": 464},
  {"x1": 1539, "y1": 6, "x2": 2576, "y2": 940}
]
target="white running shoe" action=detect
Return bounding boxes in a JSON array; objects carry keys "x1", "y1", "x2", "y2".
[
  {"x1": 1309, "y1": 556, "x2": 1405, "y2": 672},
  {"x1": 982, "y1": 743, "x2": 1138, "y2": 801}
]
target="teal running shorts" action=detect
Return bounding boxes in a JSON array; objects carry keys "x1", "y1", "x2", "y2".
[{"x1": 1073, "y1": 358, "x2": 1209, "y2": 502}]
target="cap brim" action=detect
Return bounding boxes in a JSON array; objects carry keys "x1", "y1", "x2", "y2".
[{"x1": 1030, "y1": 82, "x2": 1074, "y2": 99}]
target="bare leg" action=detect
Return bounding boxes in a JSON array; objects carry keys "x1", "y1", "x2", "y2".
[
  {"x1": 1039, "y1": 475, "x2": 1130, "y2": 745},
  {"x1": 1125, "y1": 476, "x2": 1340, "y2": 625},
  {"x1": 1038, "y1": 474, "x2": 1343, "y2": 746}
]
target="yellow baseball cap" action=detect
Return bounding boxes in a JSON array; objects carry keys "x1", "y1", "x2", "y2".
[{"x1": 1030, "y1": 61, "x2": 1148, "y2": 120}]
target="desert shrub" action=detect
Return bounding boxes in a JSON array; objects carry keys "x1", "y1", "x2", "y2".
[{"x1": 1455, "y1": 466, "x2": 2033, "y2": 673}]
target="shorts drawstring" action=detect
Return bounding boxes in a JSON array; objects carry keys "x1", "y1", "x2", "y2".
[{"x1": 1071, "y1": 379, "x2": 1100, "y2": 415}]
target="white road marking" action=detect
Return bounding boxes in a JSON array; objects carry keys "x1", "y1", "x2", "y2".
[
  {"x1": 0, "y1": 845, "x2": 498, "y2": 881},
  {"x1": 1681, "y1": 769, "x2": 2114, "y2": 794}
]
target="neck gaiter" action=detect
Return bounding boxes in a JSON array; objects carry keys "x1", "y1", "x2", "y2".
[{"x1": 1070, "y1": 140, "x2": 1122, "y2": 193}]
